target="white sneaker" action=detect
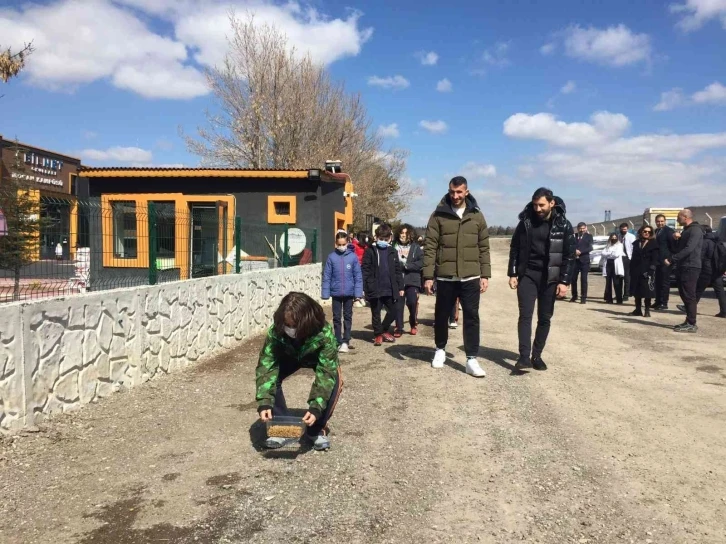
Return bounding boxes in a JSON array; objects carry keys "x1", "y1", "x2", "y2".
[
  {"x1": 465, "y1": 358, "x2": 486, "y2": 378},
  {"x1": 338, "y1": 343, "x2": 349, "y2": 353},
  {"x1": 448, "y1": 320, "x2": 458, "y2": 329},
  {"x1": 432, "y1": 348, "x2": 446, "y2": 369}
]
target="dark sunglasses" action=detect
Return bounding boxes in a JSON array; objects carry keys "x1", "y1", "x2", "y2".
[{"x1": 643, "y1": 231, "x2": 653, "y2": 236}]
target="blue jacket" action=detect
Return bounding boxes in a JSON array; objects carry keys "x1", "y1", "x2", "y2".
[{"x1": 322, "y1": 244, "x2": 363, "y2": 299}]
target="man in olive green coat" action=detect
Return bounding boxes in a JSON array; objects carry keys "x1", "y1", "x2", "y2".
[{"x1": 423, "y1": 176, "x2": 491, "y2": 377}]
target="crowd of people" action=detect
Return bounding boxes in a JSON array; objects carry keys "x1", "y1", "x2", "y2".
[{"x1": 254, "y1": 176, "x2": 726, "y2": 450}]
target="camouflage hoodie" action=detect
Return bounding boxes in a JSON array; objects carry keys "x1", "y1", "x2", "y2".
[{"x1": 255, "y1": 323, "x2": 339, "y2": 418}]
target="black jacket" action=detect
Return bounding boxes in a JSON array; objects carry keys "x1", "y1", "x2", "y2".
[
  {"x1": 574, "y1": 232, "x2": 594, "y2": 264},
  {"x1": 508, "y1": 196, "x2": 576, "y2": 285},
  {"x1": 395, "y1": 242, "x2": 424, "y2": 288},
  {"x1": 700, "y1": 231, "x2": 719, "y2": 280},
  {"x1": 629, "y1": 239, "x2": 660, "y2": 298},
  {"x1": 361, "y1": 245, "x2": 404, "y2": 300},
  {"x1": 655, "y1": 225, "x2": 677, "y2": 262},
  {"x1": 671, "y1": 222, "x2": 704, "y2": 270}
]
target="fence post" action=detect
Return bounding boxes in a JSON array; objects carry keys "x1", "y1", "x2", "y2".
[
  {"x1": 311, "y1": 229, "x2": 318, "y2": 264},
  {"x1": 235, "y1": 216, "x2": 242, "y2": 274},
  {"x1": 283, "y1": 223, "x2": 289, "y2": 268},
  {"x1": 148, "y1": 202, "x2": 158, "y2": 286}
]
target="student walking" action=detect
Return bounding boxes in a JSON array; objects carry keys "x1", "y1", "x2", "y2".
[
  {"x1": 255, "y1": 292, "x2": 342, "y2": 451},
  {"x1": 629, "y1": 226, "x2": 659, "y2": 317},
  {"x1": 393, "y1": 224, "x2": 423, "y2": 336},
  {"x1": 321, "y1": 231, "x2": 363, "y2": 353},
  {"x1": 361, "y1": 223, "x2": 404, "y2": 346},
  {"x1": 666, "y1": 209, "x2": 704, "y2": 333},
  {"x1": 602, "y1": 234, "x2": 625, "y2": 304}
]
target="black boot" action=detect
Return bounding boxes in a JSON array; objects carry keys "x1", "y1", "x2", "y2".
[
  {"x1": 515, "y1": 356, "x2": 532, "y2": 370},
  {"x1": 532, "y1": 356, "x2": 548, "y2": 371},
  {"x1": 630, "y1": 308, "x2": 643, "y2": 316}
]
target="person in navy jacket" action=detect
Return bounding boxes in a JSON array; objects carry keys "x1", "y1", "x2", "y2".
[
  {"x1": 321, "y1": 231, "x2": 363, "y2": 352},
  {"x1": 570, "y1": 223, "x2": 594, "y2": 304}
]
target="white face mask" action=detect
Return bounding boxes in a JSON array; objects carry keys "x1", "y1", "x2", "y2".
[{"x1": 284, "y1": 326, "x2": 297, "y2": 339}]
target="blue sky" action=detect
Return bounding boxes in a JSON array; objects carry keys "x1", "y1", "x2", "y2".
[{"x1": 1, "y1": 0, "x2": 726, "y2": 226}]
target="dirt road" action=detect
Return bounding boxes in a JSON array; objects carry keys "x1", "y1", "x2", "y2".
[{"x1": 2, "y1": 240, "x2": 725, "y2": 543}]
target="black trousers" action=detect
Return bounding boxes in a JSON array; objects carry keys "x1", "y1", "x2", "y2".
[
  {"x1": 395, "y1": 286, "x2": 419, "y2": 330},
  {"x1": 677, "y1": 267, "x2": 700, "y2": 325},
  {"x1": 622, "y1": 255, "x2": 631, "y2": 299},
  {"x1": 696, "y1": 275, "x2": 726, "y2": 315},
  {"x1": 655, "y1": 264, "x2": 672, "y2": 306},
  {"x1": 571, "y1": 259, "x2": 589, "y2": 301},
  {"x1": 332, "y1": 296, "x2": 354, "y2": 344},
  {"x1": 517, "y1": 273, "x2": 557, "y2": 360},
  {"x1": 274, "y1": 359, "x2": 342, "y2": 438},
  {"x1": 435, "y1": 280, "x2": 480, "y2": 358},
  {"x1": 604, "y1": 261, "x2": 623, "y2": 303},
  {"x1": 634, "y1": 296, "x2": 652, "y2": 312},
  {"x1": 369, "y1": 296, "x2": 396, "y2": 335}
]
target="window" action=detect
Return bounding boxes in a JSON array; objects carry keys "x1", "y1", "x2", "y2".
[
  {"x1": 70, "y1": 174, "x2": 77, "y2": 196},
  {"x1": 0, "y1": 208, "x2": 6, "y2": 236},
  {"x1": 667, "y1": 219, "x2": 676, "y2": 229},
  {"x1": 154, "y1": 202, "x2": 176, "y2": 257},
  {"x1": 267, "y1": 195, "x2": 297, "y2": 224},
  {"x1": 112, "y1": 201, "x2": 137, "y2": 258}
]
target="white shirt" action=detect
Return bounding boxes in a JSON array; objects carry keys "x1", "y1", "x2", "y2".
[
  {"x1": 437, "y1": 205, "x2": 479, "y2": 282},
  {"x1": 620, "y1": 232, "x2": 636, "y2": 259}
]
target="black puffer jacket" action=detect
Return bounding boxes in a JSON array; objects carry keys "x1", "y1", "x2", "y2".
[
  {"x1": 700, "y1": 231, "x2": 720, "y2": 280},
  {"x1": 508, "y1": 196, "x2": 576, "y2": 285}
]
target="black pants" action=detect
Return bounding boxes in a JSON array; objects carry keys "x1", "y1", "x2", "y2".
[
  {"x1": 274, "y1": 359, "x2": 342, "y2": 438},
  {"x1": 655, "y1": 264, "x2": 672, "y2": 306},
  {"x1": 571, "y1": 259, "x2": 589, "y2": 301},
  {"x1": 634, "y1": 296, "x2": 652, "y2": 312},
  {"x1": 395, "y1": 286, "x2": 419, "y2": 330},
  {"x1": 696, "y1": 275, "x2": 726, "y2": 315},
  {"x1": 622, "y1": 255, "x2": 631, "y2": 299},
  {"x1": 604, "y1": 261, "x2": 623, "y2": 303},
  {"x1": 677, "y1": 267, "x2": 700, "y2": 325},
  {"x1": 435, "y1": 280, "x2": 480, "y2": 358},
  {"x1": 332, "y1": 296, "x2": 354, "y2": 344},
  {"x1": 369, "y1": 296, "x2": 396, "y2": 335},
  {"x1": 517, "y1": 273, "x2": 557, "y2": 360}
]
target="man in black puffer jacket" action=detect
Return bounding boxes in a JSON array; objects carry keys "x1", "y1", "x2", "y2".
[{"x1": 508, "y1": 187, "x2": 575, "y2": 371}]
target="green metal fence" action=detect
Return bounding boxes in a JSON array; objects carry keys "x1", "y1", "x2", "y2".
[{"x1": 0, "y1": 197, "x2": 318, "y2": 303}]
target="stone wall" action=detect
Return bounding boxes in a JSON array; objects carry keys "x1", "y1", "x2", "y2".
[{"x1": 0, "y1": 264, "x2": 322, "y2": 432}]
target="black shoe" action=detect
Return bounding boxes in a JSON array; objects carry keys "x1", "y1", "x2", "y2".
[
  {"x1": 644, "y1": 309, "x2": 651, "y2": 318},
  {"x1": 515, "y1": 357, "x2": 532, "y2": 370},
  {"x1": 580, "y1": 300, "x2": 587, "y2": 305},
  {"x1": 655, "y1": 305, "x2": 668, "y2": 311},
  {"x1": 630, "y1": 309, "x2": 643, "y2": 316},
  {"x1": 532, "y1": 356, "x2": 548, "y2": 371},
  {"x1": 623, "y1": 297, "x2": 630, "y2": 302},
  {"x1": 616, "y1": 301, "x2": 624, "y2": 305},
  {"x1": 569, "y1": 297, "x2": 578, "y2": 303},
  {"x1": 652, "y1": 304, "x2": 663, "y2": 310},
  {"x1": 677, "y1": 304, "x2": 686, "y2": 313},
  {"x1": 674, "y1": 322, "x2": 698, "y2": 333},
  {"x1": 716, "y1": 313, "x2": 726, "y2": 318}
]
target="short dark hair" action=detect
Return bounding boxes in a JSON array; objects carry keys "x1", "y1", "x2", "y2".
[
  {"x1": 396, "y1": 223, "x2": 415, "y2": 241},
  {"x1": 335, "y1": 231, "x2": 348, "y2": 243},
  {"x1": 375, "y1": 223, "x2": 393, "y2": 239},
  {"x1": 619, "y1": 223, "x2": 629, "y2": 229},
  {"x1": 449, "y1": 176, "x2": 468, "y2": 188},
  {"x1": 704, "y1": 225, "x2": 713, "y2": 233},
  {"x1": 577, "y1": 222, "x2": 587, "y2": 228},
  {"x1": 273, "y1": 292, "x2": 326, "y2": 340},
  {"x1": 531, "y1": 187, "x2": 554, "y2": 201},
  {"x1": 655, "y1": 214, "x2": 666, "y2": 221}
]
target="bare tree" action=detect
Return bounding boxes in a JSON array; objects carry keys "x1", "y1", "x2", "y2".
[
  {"x1": 0, "y1": 43, "x2": 34, "y2": 83},
  {"x1": 183, "y1": 14, "x2": 416, "y2": 225}
]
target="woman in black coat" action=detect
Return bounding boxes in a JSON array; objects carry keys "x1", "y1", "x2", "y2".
[{"x1": 629, "y1": 225, "x2": 660, "y2": 317}]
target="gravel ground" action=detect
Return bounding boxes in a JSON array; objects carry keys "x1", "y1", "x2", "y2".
[{"x1": 2, "y1": 240, "x2": 725, "y2": 544}]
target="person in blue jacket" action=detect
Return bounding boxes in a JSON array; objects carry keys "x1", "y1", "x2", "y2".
[{"x1": 322, "y1": 231, "x2": 363, "y2": 353}]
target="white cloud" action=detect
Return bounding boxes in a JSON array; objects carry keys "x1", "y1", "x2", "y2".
[
  {"x1": 436, "y1": 78, "x2": 452, "y2": 92},
  {"x1": 377, "y1": 123, "x2": 400, "y2": 138},
  {"x1": 482, "y1": 41, "x2": 511, "y2": 67},
  {"x1": 670, "y1": 0, "x2": 726, "y2": 32},
  {"x1": 503, "y1": 111, "x2": 630, "y2": 147},
  {"x1": 80, "y1": 146, "x2": 153, "y2": 164},
  {"x1": 560, "y1": 80, "x2": 577, "y2": 94},
  {"x1": 419, "y1": 120, "x2": 448, "y2": 134},
  {"x1": 692, "y1": 81, "x2": 726, "y2": 104},
  {"x1": 654, "y1": 88, "x2": 686, "y2": 111},
  {"x1": 416, "y1": 51, "x2": 439, "y2": 66},
  {"x1": 562, "y1": 24, "x2": 652, "y2": 67},
  {"x1": 367, "y1": 75, "x2": 410, "y2": 90},
  {"x1": 461, "y1": 162, "x2": 497, "y2": 179},
  {"x1": 0, "y1": 0, "x2": 372, "y2": 99},
  {"x1": 540, "y1": 42, "x2": 556, "y2": 55}
]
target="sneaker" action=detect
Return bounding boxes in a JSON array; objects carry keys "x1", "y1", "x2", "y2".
[
  {"x1": 432, "y1": 348, "x2": 446, "y2": 369},
  {"x1": 532, "y1": 356, "x2": 548, "y2": 371},
  {"x1": 677, "y1": 304, "x2": 686, "y2": 313},
  {"x1": 465, "y1": 358, "x2": 486, "y2": 378},
  {"x1": 374, "y1": 335, "x2": 383, "y2": 346},
  {"x1": 515, "y1": 357, "x2": 532, "y2": 370},
  {"x1": 674, "y1": 322, "x2": 698, "y2": 333},
  {"x1": 393, "y1": 330, "x2": 403, "y2": 338},
  {"x1": 382, "y1": 333, "x2": 395, "y2": 343},
  {"x1": 264, "y1": 437, "x2": 291, "y2": 449},
  {"x1": 410, "y1": 327, "x2": 418, "y2": 335},
  {"x1": 448, "y1": 320, "x2": 458, "y2": 329},
  {"x1": 310, "y1": 434, "x2": 331, "y2": 451},
  {"x1": 338, "y1": 343, "x2": 349, "y2": 353}
]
